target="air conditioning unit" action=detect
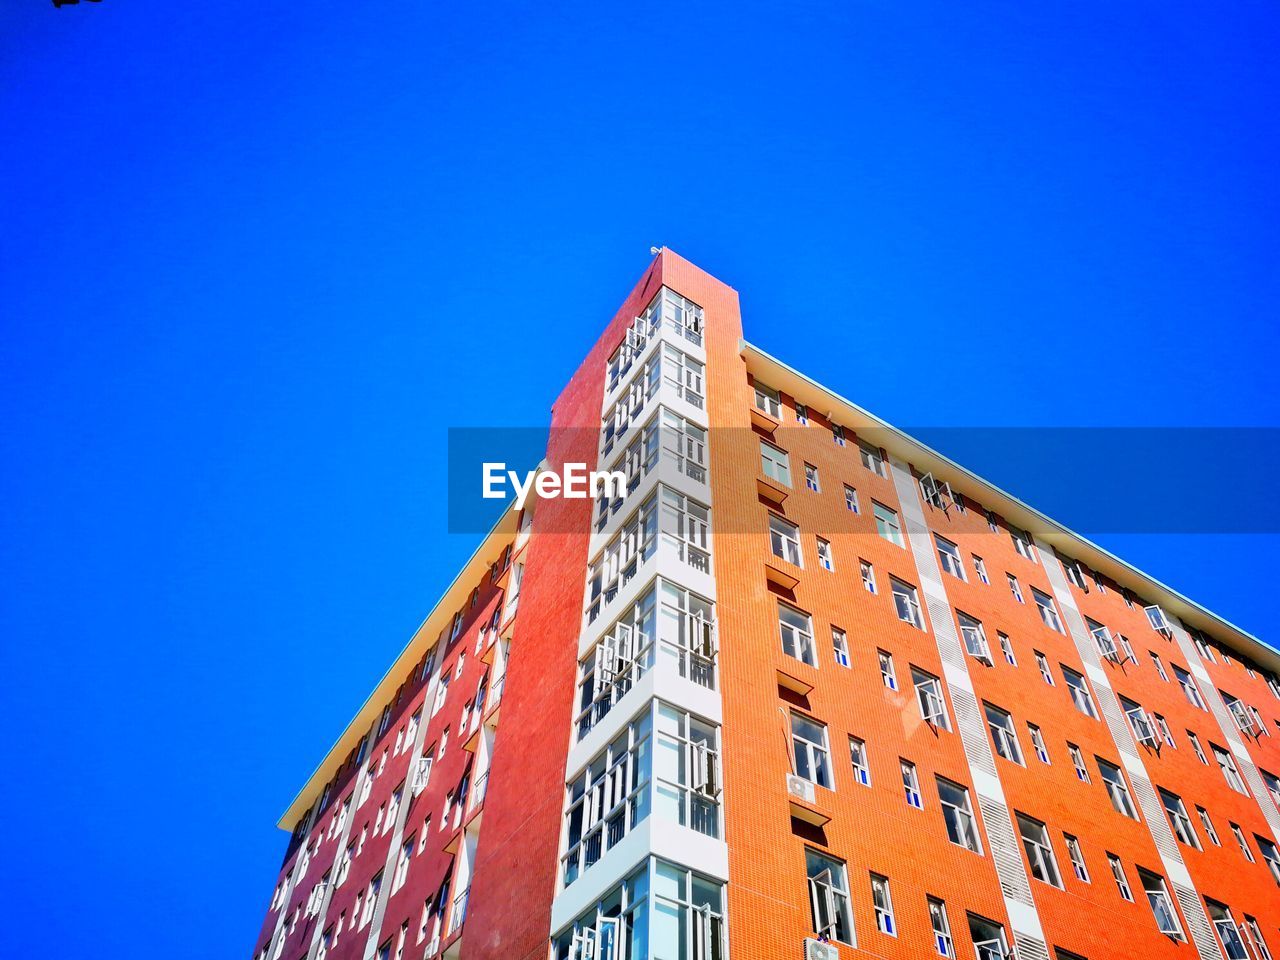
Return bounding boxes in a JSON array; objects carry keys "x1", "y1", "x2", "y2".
[
  {"x1": 804, "y1": 938, "x2": 840, "y2": 960},
  {"x1": 786, "y1": 774, "x2": 816, "y2": 805}
]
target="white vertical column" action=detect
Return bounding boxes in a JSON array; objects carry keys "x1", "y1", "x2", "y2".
[
  {"x1": 1034, "y1": 539, "x2": 1223, "y2": 960},
  {"x1": 1166, "y1": 617, "x2": 1280, "y2": 843},
  {"x1": 890, "y1": 458, "x2": 1050, "y2": 960}
]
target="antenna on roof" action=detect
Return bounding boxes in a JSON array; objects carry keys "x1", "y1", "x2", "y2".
[{"x1": 650, "y1": 246, "x2": 662, "y2": 255}]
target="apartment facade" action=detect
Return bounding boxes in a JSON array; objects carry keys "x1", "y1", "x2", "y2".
[{"x1": 252, "y1": 251, "x2": 1280, "y2": 960}]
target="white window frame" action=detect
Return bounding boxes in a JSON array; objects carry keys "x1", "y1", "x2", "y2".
[
  {"x1": 892, "y1": 579, "x2": 925, "y2": 630},
  {"x1": 874, "y1": 502, "x2": 904, "y2": 547},
  {"x1": 768, "y1": 513, "x2": 802, "y2": 566}
]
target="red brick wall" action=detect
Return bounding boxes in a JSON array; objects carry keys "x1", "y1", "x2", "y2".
[{"x1": 459, "y1": 255, "x2": 669, "y2": 960}]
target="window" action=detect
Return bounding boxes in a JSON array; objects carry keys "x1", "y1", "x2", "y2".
[
  {"x1": 1108, "y1": 854, "x2": 1133, "y2": 901},
  {"x1": 804, "y1": 462, "x2": 820, "y2": 492},
  {"x1": 860, "y1": 441, "x2": 886, "y2": 477},
  {"x1": 902, "y1": 760, "x2": 923, "y2": 809},
  {"x1": 958, "y1": 612, "x2": 992, "y2": 663},
  {"x1": 878, "y1": 649, "x2": 897, "y2": 690},
  {"x1": 561, "y1": 709, "x2": 656, "y2": 886},
  {"x1": 433, "y1": 672, "x2": 451, "y2": 715},
  {"x1": 874, "y1": 502, "x2": 903, "y2": 547},
  {"x1": 1063, "y1": 667, "x2": 1097, "y2": 718},
  {"x1": 1018, "y1": 813, "x2": 1063, "y2": 887},
  {"x1": 361, "y1": 871, "x2": 382, "y2": 927},
  {"x1": 1153, "y1": 714, "x2": 1175, "y2": 748},
  {"x1": 1258, "y1": 835, "x2": 1280, "y2": 884},
  {"x1": 384, "y1": 783, "x2": 404, "y2": 835},
  {"x1": 1245, "y1": 917, "x2": 1274, "y2": 960},
  {"x1": 1196, "y1": 807, "x2": 1220, "y2": 845},
  {"x1": 973, "y1": 555, "x2": 989, "y2": 584},
  {"x1": 968, "y1": 914, "x2": 1012, "y2": 960},
  {"x1": 654, "y1": 704, "x2": 721, "y2": 842},
  {"x1": 806, "y1": 850, "x2": 854, "y2": 944},
  {"x1": 913, "y1": 668, "x2": 949, "y2": 729},
  {"x1": 936, "y1": 536, "x2": 965, "y2": 579},
  {"x1": 937, "y1": 777, "x2": 981, "y2": 852},
  {"x1": 392, "y1": 837, "x2": 414, "y2": 893},
  {"x1": 1028, "y1": 723, "x2": 1050, "y2": 763},
  {"x1": 1151, "y1": 653, "x2": 1169, "y2": 681},
  {"x1": 1065, "y1": 834, "x2": 1089, "y2": 882},
  {"x1": 844, "y1": 485, "x2": 860, "y2": 513},
  {"x1": 849, "y1": 737, "x2": 871, "y2": 786},
  {"x1": 1098, "y1": 759, "x2": 1138, "y2": 818},
  {"x1": 1010, "y1": 526, "x2": 1037, "y2": 561},
  {"x1": 892, "y1": 579, "x2": 924, "y2": 629},
  {"x1": 832, "y1": 423, "x2": 846, "y2": 446},
  {"x1": 860, "y1": 559, "x2": 877, "y2": 594},
  {"x1": 760, "y1": 441, "x2": 791, "y2": 486},
  {"x1": 1264, "y1": 769, "x2": 1280, "y2": 808},
  {"x1": 1033, "y1": 588, "x2": 1063, "y2": 632},
  {"x1": 832, "y1": 627, "x2": 850, "y2": 668},
  {"x1": 1140, "y1": 870, "x2": 1183, "y2": 938},
  {"x1": 1159, "y1": 789, "x2": 1199, "y2": 848},
  {"x1": 1062, "y1": 558, "x2": 1087, "y2": 589},
  {"x1": 1068, "y1": 743, "x2": 1090, "y2": 782},
  {"x1": 985, "y1": 703, "x2": 1023, "y2": 764},
  {"x1": 754, "y1": 382, "x2": 781, "y2": 418},
  {"x1": 1174, "y1": 665, "x2": 1205, "y2": 709},
  {"x1": 1035, "y1": 651, "x2": 1054, "y2": 686},
  {"x1": 1007, "y1": 574, "x2": 1025, "y2": 604},
  {"x1": 792, "y1": 714, "x2": 833, "y2": 789},
  {"x1": 795, "y1": 402, "x2": 809, "y2": 425},
  {"x1": 1206, "y1": 899, "x2": 1249, "y2": 960},
  {"x1": 1222, "y1": 691, "x2": 1262, "y2": 737},
  {"x1": 928, "y1": 898, "x2": 954, "y2": 957},
  {"x1": 998, "y1": 632, "x2": 1016, "y2": 666},
  {"x1": 1213, "y1": 744, "x2": 1249, "y2": 794},
  {"x1": 1188, "y1": 731, "x2": 1208, "y2": 765},
  {"x1": 768, "y1": 514, "x2": 802, "y2": 566},
  {"x1": 779, "y1": 603, "x2": 817, "y2": 667},
  {"x1": 1230, "y1": 823, "x2": 1255, "y2": 862},
  {"x1": 1121, "y1": 697, "x2": 1157, "y2": 747},
  {"x1": 816, "y1": 537, "x2": 833, "y2": 570},
  {"x1": 870, "y1": 874, "x2": 895, "y2": 935}
]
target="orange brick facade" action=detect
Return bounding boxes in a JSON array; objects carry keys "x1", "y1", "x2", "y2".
[{"x1": 252, "y1": 252, "x2": 1280, "y2": 960}]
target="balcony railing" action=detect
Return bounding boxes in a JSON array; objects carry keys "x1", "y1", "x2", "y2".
[
  {"x1": 448, "y1": 888, "x2": 469, "y2": 936},
  {"x1": 469, "y1": 771, "x2": 489, "y2": 812},
  {"x1": 486, "y1": 674, "x2": 504, "y2": 713}
]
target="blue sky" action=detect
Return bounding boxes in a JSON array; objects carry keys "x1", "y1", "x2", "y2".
[{"x1": 3, "y1": 3, "x2": 1278, "y2": 958}]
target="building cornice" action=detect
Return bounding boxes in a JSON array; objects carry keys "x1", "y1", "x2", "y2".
[{"x1": 740, "y1": 337, "x2": 1279, "y2": 673}]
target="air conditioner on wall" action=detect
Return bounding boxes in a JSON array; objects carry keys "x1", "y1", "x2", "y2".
[
  {"x1": 786, "y1": 774, "x2": 816, "y2": 805},
  {"x1": 803, "y1": 937, "x2": 839, "y2": 960}
]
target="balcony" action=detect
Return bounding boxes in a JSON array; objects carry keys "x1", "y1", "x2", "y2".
[
  {"x1": 449, "y1": 888, "x2": 469, "y2": 936},
  {"x1": 576, "y1": 617, "x2": 717, "y2": 741},
  {"x1": 468, "y1": 771, "x2": 489, "y2": 815}
]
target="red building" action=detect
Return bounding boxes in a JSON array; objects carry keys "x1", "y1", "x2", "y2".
[{"x1": 252, "y1": 251, "x2": 1280, "y2": 960}]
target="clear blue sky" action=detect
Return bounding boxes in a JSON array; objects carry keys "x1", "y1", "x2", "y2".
[{"x1": 3, "y1": 4, "x2": 1277, "y2": 958}]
